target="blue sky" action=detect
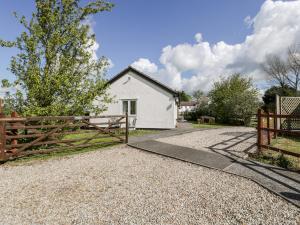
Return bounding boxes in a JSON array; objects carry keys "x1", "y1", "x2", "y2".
[
  {"x1": 94, "y1": 0, "x2": 262, "y2": 76},
  {"x1": 0, "y1": 0, "x2": 262, "y2": 79},
  {"x1": 1, "y1": 0, "x2": 300, "y2": 93}
]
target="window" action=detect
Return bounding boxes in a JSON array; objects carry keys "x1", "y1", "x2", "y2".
[
  {"x1": 122, "y1": 101, "x2": 128, "y2": 115},
  {"x1": 122, "y1": 100, "x2": 137, "y2": 115},
  {"x1": 130, "y1": 100, "x2": 136, "y2": 115}
]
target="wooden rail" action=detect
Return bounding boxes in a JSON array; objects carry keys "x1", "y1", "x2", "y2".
[
  {"x1": 257, "y1": 109, "x2": 300, "y2": 158},
  {"x1": 0, "y1": 112, "x2": 129, "y2": 161}
]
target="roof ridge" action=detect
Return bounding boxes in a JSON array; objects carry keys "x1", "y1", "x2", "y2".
[{"x1": 107, "y1": 66, "x2": 179, "y2": 96}]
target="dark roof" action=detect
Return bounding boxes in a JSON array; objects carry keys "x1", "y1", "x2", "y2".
[
  {"x1": 107, "y1": 66, "x2": 179, "y2": 96},
  {"x1": 180, "y1": 101, "x2": 197, "y2": 106}
]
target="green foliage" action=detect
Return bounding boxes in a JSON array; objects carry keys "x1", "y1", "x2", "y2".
[
  {"x1": 196, "y1": 101, "x2": 212, "y2": 116},
  {"x1": 252, "y1": 152, "x2": 296, "y2": 170},
  {"x1": 192, "y1": 122, "x2": 228, "y2": 129},
  {"x1": 179, "y1": 91, "x2": 192, "y2": 102},
  {"x1": 262, "y1": 85, "x2": 296, "y2": 112},
  {"x1": 0, "y1": 0, "x2": 114, "y2": 116},
  {"x1": 193, "y1": 90, "x2": 204, "y2": 102},
  {"x1": 208, "y1": 74, "x2": 259, "y2": 126},
  {"x1": 183, "y1": 101, "x2": 212, "y2": 121},
  {"x1": 183, "y1": 111, "x2": 195, "y2": 121},
  {"x1": 1, "y1": 79, "x2": 10, "y2": 88},
  {"x1": 0, "y1": 79, "x2": 19, "y2": 115},
  {"x1": 276, "y1": 154, "x2": 292, "y2": 169},
  {"x1": 6, "y1": 129, "x2": 160, "y2": 164},
  {"x1": 2, "y1": 91, "x2": 25, "y2": 116}
]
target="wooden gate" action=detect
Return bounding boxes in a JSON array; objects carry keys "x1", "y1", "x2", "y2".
[
  {"x1": 0, "y1": 113, "x2": 128, "y2": 161},
  {"x1": 257, "y1": 109, "x2": 300, "y2": 157}
]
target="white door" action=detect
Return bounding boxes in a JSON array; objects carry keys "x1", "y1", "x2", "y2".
[{"x1": 122, "y1": 100, "x2": 137, "y2": 128}]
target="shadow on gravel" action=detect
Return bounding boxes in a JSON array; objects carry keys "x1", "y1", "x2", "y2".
[
  {"x1": 220, "y1": 131, "x2": 256, "y2": 137},
  {"x1": 206, "y1": 132, "x2": 300, "y2": 207},
  {"x1": 280, "y1": 192, "x2": 300, "y2": 201}
]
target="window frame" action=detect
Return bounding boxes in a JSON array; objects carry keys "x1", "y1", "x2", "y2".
[{"x1": 122, "y1": 99, "x2": 137, "y2": 116}]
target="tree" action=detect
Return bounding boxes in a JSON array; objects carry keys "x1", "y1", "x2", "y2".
[
  {"x1": 262, "y1": 55, "x2": 288, "y2": 88},
  {"x1": 179, "y1": 91, "x2": 192, "y2": 102},
  {"x1": 262, "y1": 46, "x2": 300, "y2": 94},
  {"x1": 262, "y1": 85, "x2": 295, "y2": 112},
  {"x1": 209, "y1": 74, "x2": 259, "y2": 125},
  {"x1": 0, "y1": 79, "x2": 24, "y2": 115},
  {"x1": 193, "y1": 90, "x2": 204, "y2": 102},
  {"x1": 287, "y1": 46, "x2": 300, "y2": 92},
  {"x1": 1, "y1": 79, "x2": 10, "y2": 89},
  {"x1": 0, "y1": 0, "x2": 114, "y2": 116}
]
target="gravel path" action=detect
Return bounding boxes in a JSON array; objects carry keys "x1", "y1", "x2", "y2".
[
  {"x1": 0, "y1": 145, "x2": 299, "y2": 225},
  {"x1": 157, "y1": 127, "x2": 257, "y2": 158}
]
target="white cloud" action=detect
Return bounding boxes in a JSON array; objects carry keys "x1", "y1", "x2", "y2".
[
  {"x1": 195, "y1": 33, "x2": 203, "y2": 43},
  {"x1": 244, "y1": 16, "x2": 253, "y2": 28},
  {"x1": 89, "y1": 40, "x2": 99, "y2": 61},
  {"x1": 107, "y1": 58, "x2": 114, "y2": 69},
  {"x1": 132, "y1": 0, "x2": 300, "y2": 93},
  {"x1": 82, "y1": 17, "x2": 100, "y2": 61},
  {"x1": 83, "y1": 17, "x2": 115, "y2": 72},
  {"x1": 131, "y1": 58, "x2": 158, "y2": 74}
]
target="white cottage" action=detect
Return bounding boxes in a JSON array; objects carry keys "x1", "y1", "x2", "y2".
[
  {"x1": 95, "y1": 66, "x2": 179, "y2": 129},
  {"x1": 178, "y1": 101, "x2": 198, "y2": 114}
]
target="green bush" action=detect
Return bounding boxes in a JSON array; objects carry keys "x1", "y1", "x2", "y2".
[
  {"x1": 183, "y1": 102, "x2": 213, "y2": 121},
  {"x1": 208, "y1": 74, "x2": 259, "y2": 126},
  {"x1": 276, "y1": 154, "x2": 293, "y2": 169}
]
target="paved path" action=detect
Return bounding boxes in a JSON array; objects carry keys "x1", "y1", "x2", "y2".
[
  {"x1": 129, "y1": 140, "x2": 234, "y2": 170},
  {"x1": 129, "y1": 128, "x2": 300, "y2": 207}
]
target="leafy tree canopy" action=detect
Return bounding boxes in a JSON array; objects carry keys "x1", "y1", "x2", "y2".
[
  {"x1": 209, "y1": 74, "x2": 259, "y2": 125},
  {"x1": 1, "y1": 79, "x2": 11, "y2": 88},
  {"x1": 262, "y1": 85, "x2": 296, "y2": 112},
  {"x1": 0, "y1": 0, "x2": 114, "y2": 116},
  {"x1": 179, "y1": 91, "x2": 192, "y2": 102}
]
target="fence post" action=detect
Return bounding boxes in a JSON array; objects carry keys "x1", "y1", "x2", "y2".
[
  {"x1": 125, "y1": 113, "x2": 128, "y2": 144},
  {"x1": 257, "y1": 108, "x2": 262, "y2": 151},
  {"x1": 267, "y1": 111, "x2": 271, "y2": 145},
  {"x1": 274, "y1": 113, "x2": 277, "y2": 139},
  {"x1": 275, "y1": 94, "x2": 281, "y2": 130},
  {"x1": 0, "y1": 102, "x2": 6, "y2": 161},
  {"x1": 10, "y1": 111, "x2": 19, "y2": 153}
]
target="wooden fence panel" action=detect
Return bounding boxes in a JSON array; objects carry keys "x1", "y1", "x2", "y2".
[
  {"x1": 0, "y1": 113, "x2": 129, "y2": 162},
  {"x1": 0, "y1": 114, "x2": 5, "y2": 160},
  {"x1": 256, "y1": 109, "x2": 300, "y2": 158}
]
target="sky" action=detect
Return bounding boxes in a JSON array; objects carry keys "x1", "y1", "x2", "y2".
[{"x1": 0, "y1": 0, "x2": 300, "y2": 94}]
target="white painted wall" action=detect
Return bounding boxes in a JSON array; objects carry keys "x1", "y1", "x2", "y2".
[
  {"x1": 94, "y1": 70, "x2": 178, "y2": 129},
  {"x1": 179, "y1": 105, "x2": 197, "y2": 113}
]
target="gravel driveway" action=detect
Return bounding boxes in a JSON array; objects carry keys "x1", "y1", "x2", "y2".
[
  {"x1": 157, "y1": 127, "x2": 257, "y2": 158},
  {"x1": 0, "y1": 145, "x2": 299, "y2": 225}
]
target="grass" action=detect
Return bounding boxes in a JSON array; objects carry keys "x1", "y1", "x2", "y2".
[
  {"x1": 6, "y1": 129, "x2": 160, "y2": 165},
  {"x1": 129, "y1": 129, "x2": 160, "y2": 136},
  {"x1": 251, "y1": 150, "x2": 300, "y2": 171},
  {"x1": 7, "y1": 142, "x2": 117, "y2": 165},
  {"x1": 271, "y1": 136, "x2": 300, "y2": 154},
  {"x1": 192, "y1": 122, "x2": 230, "y2": 129},
  {"x1": 251, "y1": 136, "x2": 300, "y2": 171}
]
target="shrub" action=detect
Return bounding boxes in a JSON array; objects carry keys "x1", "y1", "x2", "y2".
[
  {"x1": 209, "y1": 74, "x2": 259, "y2": 126},
  {"x1": 276, "y1": 154, "x2": 293, "y2": 169}
]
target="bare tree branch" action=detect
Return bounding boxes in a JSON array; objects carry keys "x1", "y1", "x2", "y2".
[
  {"x1": 287, "y1": 45, "x2": 300, "y2": 92},
  {"x1": 262, "y1": 54, "x2": 288, "y2": 88}
]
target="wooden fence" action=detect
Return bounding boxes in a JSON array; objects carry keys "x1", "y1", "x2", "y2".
[
  {"x1": 0, "y1": 112, "x2": 128, "y2": 161},
  {"x1": 257, "y1": 109, "x2": 300, "y2": 157}
]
